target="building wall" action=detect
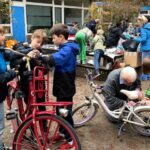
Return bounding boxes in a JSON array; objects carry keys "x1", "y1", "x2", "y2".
[{"x1": 10, "y1": 0, "x2": 92, "y2": 42}]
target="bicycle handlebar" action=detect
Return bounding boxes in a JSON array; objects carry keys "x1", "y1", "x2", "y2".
[
  {"x1": 5, "y1": 48, "x2": 28, "y2": 57},
  {"x1": 85, "y1": 69, "x2": 101, "y2": 92}
]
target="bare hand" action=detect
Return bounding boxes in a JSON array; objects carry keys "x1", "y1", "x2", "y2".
[
  {"x1": 27, "y1": 50, "x2": 40, "y2": 58},
  {"x1": 127, "y1": 101, "x2": 137, "y2": 107},
  {"x1": 142, "y1": 97, "x2": 150, "y2": 101}
]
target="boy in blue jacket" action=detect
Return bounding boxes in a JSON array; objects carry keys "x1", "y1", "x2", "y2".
[
  {"x1": 42, "y1": 23, "x2": 79, "y2": 149},
  {"x1": 0, "y1": 26, "x2": 16, "y2": 149}
]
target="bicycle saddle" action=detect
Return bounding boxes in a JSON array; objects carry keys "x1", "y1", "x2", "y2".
[{"x1": 120, "y1": 89, "x2": 138, "y2": 100}]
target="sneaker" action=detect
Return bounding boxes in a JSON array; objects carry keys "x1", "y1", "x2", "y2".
[
  {"x1": 57, "y1": 141, "x2": 74, "y2": 150},
  {"x1": 77, "y1": 60, "x2": 81, "y2": 64},
  {"x1": 82, "y1": 61, "x2": 87, "y2": 65},
  {"x1": 52, "y1": 134, "x2": 65, "y2": 143}
]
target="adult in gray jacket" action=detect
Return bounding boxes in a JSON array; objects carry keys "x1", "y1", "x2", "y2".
[{"x1": 102, "y1": 67, "x2": 142, "y2": 111}]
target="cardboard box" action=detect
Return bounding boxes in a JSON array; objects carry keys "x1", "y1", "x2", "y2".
[{"x1": 124, "y1": 52, "x2": 141, "y2": 67}]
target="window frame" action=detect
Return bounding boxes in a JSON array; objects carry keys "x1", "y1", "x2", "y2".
[{"x1": 11, "y1": 0, "x2": 91, "y2": 36}]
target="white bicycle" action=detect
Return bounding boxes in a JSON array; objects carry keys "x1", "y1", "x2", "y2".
[{"x1": 73, "y1": 69, "x2": 150, "y2": 137}]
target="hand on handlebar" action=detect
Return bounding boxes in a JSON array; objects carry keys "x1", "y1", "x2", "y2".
[{"x1": 27, "y1": 49, "x2": 40, "y2": 58}]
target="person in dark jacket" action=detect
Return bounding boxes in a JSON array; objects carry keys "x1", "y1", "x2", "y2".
[
  {"x1": 42, "y1": 23, "x2": 79, "y2": 149},
  {"x1": 134, "y1": 15, "x2": 150, "y2": 81},
  {"x1": 0, "y1": 26, "x2": 16, "y2": 150},
  {"x1": 13, "y1": 29, "x2": 47, "y2": 112},
  {"x1": 106, "y1": 22, "x2": 123, "y2": 48},
  {"x1": 86, "y1": 19, "x2": 99, "y2": 35},
  {"x1": 102, "y1": 67, "x2": 142, "y2": 111},
  {"x1": 102, "y1": 67, "x2": 143, "y2": 129}
]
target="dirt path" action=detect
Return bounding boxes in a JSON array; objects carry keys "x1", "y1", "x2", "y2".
[{"x1": 3, "y1": 78, "x2": 150, "y2": 150}]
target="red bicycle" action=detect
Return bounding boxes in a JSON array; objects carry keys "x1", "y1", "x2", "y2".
[
  {"x1": 6, "y1": 75, "x2": 26, "y2": 133},
  {"x1": 6, "y1": 51, "x2": 81, "y2": 150}
]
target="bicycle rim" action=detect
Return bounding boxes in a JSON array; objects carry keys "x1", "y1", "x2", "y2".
[
  {"x1": 130, "y1": 109, "x2": 150, "y2": 136},
  {"x1": 73, "y1": 103, "x2": 98, "y2": 127},
  {"x1": 13, "y1": 114, "x2": 81, "y2": 150}
]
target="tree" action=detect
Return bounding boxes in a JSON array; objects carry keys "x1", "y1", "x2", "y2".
[
  {"x1": 88, "y1": 0, "x2": 150, "y2": 25},
  {"x1": 0, "y1": 0, "x2": 11, "y2": 24}
]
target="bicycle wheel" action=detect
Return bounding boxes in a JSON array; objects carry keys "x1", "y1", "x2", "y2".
[
  {"x1": 13, "y1": 114, "x2": 81, "y2": 150},
  {"x1": 129, "y1": 107, "x2": 150, "y2": 136},
  {"x1": 73, "y1": 103, "x2": 98, "y2": 127}
]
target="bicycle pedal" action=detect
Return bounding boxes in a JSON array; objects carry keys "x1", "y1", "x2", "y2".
[{"x1": 6, "y1": 110, "x2": 17, "y2": 120}]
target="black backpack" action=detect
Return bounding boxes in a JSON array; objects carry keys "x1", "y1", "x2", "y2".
[{"x1": 122, "y1": 39, "x2": 139, "y2": 52}]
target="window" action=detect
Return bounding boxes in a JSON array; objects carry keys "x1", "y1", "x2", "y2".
[
  {"x1": 54, "y1": 0, "x2": 62, "y2": 5},
  {"x1": 26, "y1": 5, "x2": 52, "y2": 33},
  {"x1": 64, "y1": 0, "x2": 82, "y2": 6},
  {"x1": 83, "y1": 0, "x2": 91, "y2": 7},
  {"x1": 140, "y1": 11, "x2": 148, "y2": 14},
  {"x1": 12, "y1": 0, "x2": 23, "y2": 1},
  {"x1": 55, "y1": 7, "x2": 62, "y2": 23},
  {"x1": 64, "y1": 8, "x2": 82, "y2": 27},
  {"x1": 0, "y1": 1, "x2": 11, "y2": 34},
  {"x1": 0, "y1": 2, "x2": 10, "y2": 24},
  {"x1": 26, "y1": 0, "x2": 52, "y2": 3}
]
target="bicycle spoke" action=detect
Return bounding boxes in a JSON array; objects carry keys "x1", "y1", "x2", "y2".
[{"x1": 13, "y1": 114, "x2": 81, "y2": 150}]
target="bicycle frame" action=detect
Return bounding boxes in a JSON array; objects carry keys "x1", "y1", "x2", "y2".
[
  {"x1": 5, "y1": 50, "x2": 81, "y2": 149},
  {"x1": 93, "y1": 92, "x2": 150, "y2": 127},
  {"x1": 6, "y1": 76, "x2": 26, "y2": 131},
  {"x1": 13, "y1": 65, "x2": 74, "y2": 147}
]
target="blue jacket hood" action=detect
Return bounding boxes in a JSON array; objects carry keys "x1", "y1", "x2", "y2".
[
  {"x1": 52, "y1": 41, "x2": 79, "y2": 72},
  {"x1": 59, "y1": 41, "x2": 79, "y2": 55},
  {"x1": 143, "y1": 23, "x2": 150, "y2": 30}
]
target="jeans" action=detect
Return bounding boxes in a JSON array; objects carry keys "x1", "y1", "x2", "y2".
[
  {"x1": 94, "y1": 49, "x2": 104, "y2": 73},
  {"x1": 0, "y1": 102, "x2": 4, "y2": 149},
  {"x1": 141, "y1": 51, "x2": 150, "y2": 80}
]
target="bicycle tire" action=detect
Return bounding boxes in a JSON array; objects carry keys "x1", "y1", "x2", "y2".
[
  {"x1": 129, "y1": 107, "x2": 150, "y2": 136},
  {"x1": 13, "y1": 114, "x2": 81, "y2": 150},
  {"x1": 6, "y1": 89, "x2": 22, "y2": 131},
  {"x1": 73, "y1": 103, "x2": 98, "y2": 128}
]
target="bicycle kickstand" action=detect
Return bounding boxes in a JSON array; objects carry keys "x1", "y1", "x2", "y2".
[{"x1": 117, "y1": 122, "x2": 127, "y2": 141}]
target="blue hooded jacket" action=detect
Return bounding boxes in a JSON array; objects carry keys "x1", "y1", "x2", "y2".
[
  {"x1": 135, "y1": 23, "x2": 150, "y2": 51},
  {"x1": 51, "y1": 41, "x2": 79, "y2": 98},
  {"x1": 0, "y1": 52, "x2": 7, "y2": 73},
  {"x1": 52, "y1": 41, "x2": 79, "y2": 73},
  {"x1": 0, "y1": 47, "x2": 16, "y2": 102}
]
